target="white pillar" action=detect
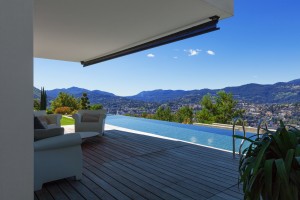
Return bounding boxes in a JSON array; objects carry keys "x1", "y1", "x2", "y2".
[{"x1": 0, "y1": 0, "x2": 33, "y2": 199}]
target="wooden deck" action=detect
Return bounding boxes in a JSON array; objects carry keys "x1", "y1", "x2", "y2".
[{"x1": 34, "y1": 129, "x2": 244, "y2": 200}]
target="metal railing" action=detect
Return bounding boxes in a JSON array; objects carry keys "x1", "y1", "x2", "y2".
[
  {"x1": 232, "y1": 117, "x2": 246, "y2": 158},
  {"x1": 256, "y1": 118, "x2": 268, "y2": 139},
  {"x1": 233, "y1": 118, "x2": 269, "y2": 158}
]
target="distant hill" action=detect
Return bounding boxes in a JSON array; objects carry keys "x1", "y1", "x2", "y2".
[
  {"x1": 222, "y1": 80, "x2": 300, "y2": 103},
  {"x1": 33, "y1": 87, "x2": 40, "y2": 99},
  {"x1": 46, "y1": 87, "x2": 115, "y2": 98},
  {"x1": 127, "y1": 79, "x2": 300, "y2": 104},
  {"x1": 33, "y1": 79, "x2": 300, "y2": 111},
  {"x1": 130, "y1": 89, "x2": 189, "y2": 103},
  {"x1": 33, "y1": 86, "x2": 159, "y2": 113}
]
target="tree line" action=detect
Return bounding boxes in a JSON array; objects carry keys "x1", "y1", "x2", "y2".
[
  {"x1": 34, "y1": 90, "x2": 244, "y2": 124},
  {"x1": 34, "y1": 92, "x2": 103, "y2": 114},
  {"x1": 135, "y1": 91, "x2": 245, "y2": 125}
]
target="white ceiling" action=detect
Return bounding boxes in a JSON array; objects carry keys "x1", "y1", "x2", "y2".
[{"x1": 34, "y1": 0, "x2": 233, "y2": 64}]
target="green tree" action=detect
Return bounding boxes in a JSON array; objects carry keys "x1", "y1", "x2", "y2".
[
  {"x1": 195, "y1": 93, "x2": 216, "y2": 123},
  {"x1": 196, "y1": 91, "x2": 244, "y2": 124},
  {"x1": 40, "y1": 87, "x2": 47, "y2": 110},
  {"x1": 90, "y1": 104, "x2": 103, "y2": 110},
  {"x1": 51, "y1": 92, "x2": 79, "y2": 112},
  {"x1": 154, "y1": 106, "x2": 173, "y2": 121},
  {"x1": 33, "y1": 99, "x2": 40, "y2": 110},
  {"x1": 80, "y1": 93, "x2": 90, "y2": 110},
  {"x1": 215, "y1": 91, "x2": 238, "y2": 123},
  {"x1": 175, "y1": 106, "x2": 193, "y2": 124}
]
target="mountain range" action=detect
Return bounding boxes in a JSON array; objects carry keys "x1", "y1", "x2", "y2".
[
  {"x1": 34, "y1": 79, "x2": 300, "y2": 106},
  {"x1": 130, "y1": 79, "x2": 300, "y2": 104}
]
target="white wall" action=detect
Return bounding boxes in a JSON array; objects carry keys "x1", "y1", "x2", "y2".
[{"x1": 0, "y1": 0, "x2": 33, "y2": 199}]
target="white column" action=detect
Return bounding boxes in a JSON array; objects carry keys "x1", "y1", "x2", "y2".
[{"x1": 0, "y1": 0, "x2": 33, "y2": 199}]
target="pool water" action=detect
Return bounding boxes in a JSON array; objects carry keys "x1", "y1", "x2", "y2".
[{"x1": 106, "y1": 115, "x2": 251, "y2": 152}]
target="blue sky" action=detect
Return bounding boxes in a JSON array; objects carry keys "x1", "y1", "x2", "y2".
[{"x1": 34, "y1": 0, "x2": 300, "y2": 96}]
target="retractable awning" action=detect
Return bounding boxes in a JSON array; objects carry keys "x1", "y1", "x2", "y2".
[{"x1": 34, "y1": 0, "x2": 233, "y2": 66}]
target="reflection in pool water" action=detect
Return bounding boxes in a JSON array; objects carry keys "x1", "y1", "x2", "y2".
[{"x1": 106, "y1": 115, "x2": 251, "y2": 152}]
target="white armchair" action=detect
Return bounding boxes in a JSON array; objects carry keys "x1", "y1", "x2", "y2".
[
  {"x1": 34, "y1": 133, "x2": 83, "y2": 191},
  {"x1": 34, "y1": 110, "x2": 62, "y2": 128},
  {"x1": 72, "y1": 109, "x2": 107, "y2": 135}
]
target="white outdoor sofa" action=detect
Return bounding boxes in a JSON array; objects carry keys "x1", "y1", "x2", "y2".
[{"x1": 34, "y1": 133, "x2": 83, "y2": 191}]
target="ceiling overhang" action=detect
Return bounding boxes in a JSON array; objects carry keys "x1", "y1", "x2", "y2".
[{"x1": 34, "y1": 0, "x2": 233, "y2": 66}]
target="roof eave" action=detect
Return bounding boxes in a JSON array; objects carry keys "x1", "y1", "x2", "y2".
[{"x1": 81, "y1": 16, "x2": 220, "y2": 67}]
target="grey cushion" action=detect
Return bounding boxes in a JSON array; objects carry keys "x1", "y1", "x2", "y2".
[
  {"x1": 34, "y1": 116, "x2": 46, "y2": 129},
  {"x1": 34, "y1": 127, "x2": 64, "y2": 141},
  {"x1": 81, "y1": 113, "x2": 100, "y2": 122}
]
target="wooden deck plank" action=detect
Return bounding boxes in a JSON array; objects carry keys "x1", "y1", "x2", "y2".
[
  {"x1": 172, "y1": 146, "x2": 239, "y2": 166},
  {"x1": 66, "y1": 178, "x2": 101, "y2": 200},
  {"x1": 108, "y1": 130, "x2": 187, "y2": 150},
  {"x1": 79, "y1": 175, "x2": 116, "y2": 200},
  {"x1": 118, "y1": 156, "x2": 216, "y2": 198},
  {"x1": 170, "y1": 147, "x2": 239, "y2": 175},
  {"x1": 85, "y1": 152, "x2": 165, "y2": 199},
  {"x1": 176, "y1": 145, "x2": 240, "y2": 167},
  {"x1": 44, "y1": 182, "x2": 69, "y2": 200},
  {"x1": 129, "y1": 156, "x2": 228, "y2": 192},
  {"x1": 103, "y1": 161, "x2": 177, "y2": 200},
  {"x1": 135, "y1": 154, "x2": 232, "y2": 189},
  {"x1": 155, "y1": 150, "x2": 238, "y2": 179},
  {"x1": 103, "y1": 131, "x2": 185, "y2": 158},
  {"x1": 228, "y1": 184, "x2": 244, "y2": 195},
  {"x1": 105, "y1": 130, "x2": 184, "y2": 152},
  {"x1": 96, "y1": 162, "x2": 165, "y2": 200},
  {"x1": 110, "y1": 160, "x2": 202, "y2": 200},
  {"x1": 56, "y1": 179, "x2": 85, "y2": 200},
  {"x1": 35, "y1": 187, "x2": 54, "y2": 200},
  {"x1": 210, "y1": 192, "x2": 241, "y2": 200},
  {"x1": 144, "y1": 150, "x2": 238, "y2": 183},
  {"x1": 87, "y1": 140, "x2": 132, "y2": 159},
  {"x1": 86, "y1": 165, "x2": 148, "y2": 200},
  {"x1": 120, "y1": 151, "x2": 219, "y2": 198},
  {"x1": 84, "y1": 167, "x2": 131, "y2": 200},
  {"x1": 34, "y1": 129, "x2": 243, "y2": 200},
  {"x1": 222, "y1": 187, "x2": 244, "y2": 199}
]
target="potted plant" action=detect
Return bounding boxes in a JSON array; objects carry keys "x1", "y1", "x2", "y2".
[{"x1": 236, "y1": 121, "x2": 300, "y2": 200}]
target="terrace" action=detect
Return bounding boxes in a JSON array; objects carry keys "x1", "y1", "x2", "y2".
[
  {"x1": 1, "y1": 1, "x2": 235, "y2": 199},
  {"x1": 34, "y1": 125, "x2": 243, "y2": 200}
]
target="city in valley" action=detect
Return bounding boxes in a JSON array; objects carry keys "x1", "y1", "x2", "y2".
[{"x1": 113, "y1": 101, "x2": 300, "y2": 128}]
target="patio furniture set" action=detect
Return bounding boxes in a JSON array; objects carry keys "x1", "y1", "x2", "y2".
[{"x1": 33, "y1": 109, "x2": 106, "y2": 191}]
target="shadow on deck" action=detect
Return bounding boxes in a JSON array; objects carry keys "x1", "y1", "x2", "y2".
[{"x1": 35, "y1": 129, "x2": 244, "y2": 200}]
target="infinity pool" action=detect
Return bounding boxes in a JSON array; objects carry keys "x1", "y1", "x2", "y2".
[{"x1": 106, "y1": 115, "x2": 251, "y2": 152}]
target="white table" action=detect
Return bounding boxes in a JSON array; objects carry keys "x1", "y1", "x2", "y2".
[{"x1": 78, "y1": 132, "x2": 100, "y2": 140}]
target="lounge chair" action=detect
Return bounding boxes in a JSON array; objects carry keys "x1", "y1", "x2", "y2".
[
  {"x1": 72, "y1": 109, "x2": 107, "y2": 135},
  {"x1": 34, "y1": 110, "x2": 62, "y2": 128}
]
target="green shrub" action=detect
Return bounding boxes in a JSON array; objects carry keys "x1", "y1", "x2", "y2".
[
  {"x1": 51, "y1": 92, "x2": 79, "y2": 112},
  {"x1": 55, "y1": 106, "x2": 72, "y2": 115},
  {"x1": 236, "y1": 121, "x2": 300, "y2": 199},
  {"x1": 90, "y1": 104, "x2": 103, "y2": 110},
  {"x1": 46, "y1": 109, "x2": 53, "y2": 114},
  {"x1": 80, "y1": 93, "x2": 90, "y2": 110}
]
